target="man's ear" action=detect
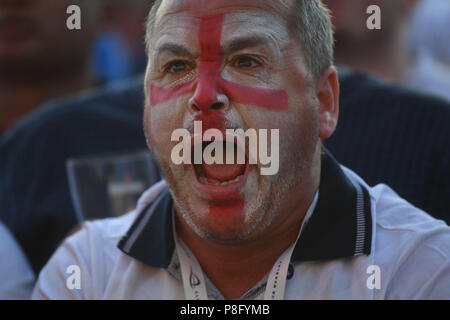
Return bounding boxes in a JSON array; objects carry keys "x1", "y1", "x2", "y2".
[{"x1": 317, "y1": 66, "x2": 339, "y2": 139}]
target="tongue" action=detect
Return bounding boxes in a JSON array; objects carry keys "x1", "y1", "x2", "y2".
[{"x1": 201, "y1": 163, "x2": 245, "y2": 182}]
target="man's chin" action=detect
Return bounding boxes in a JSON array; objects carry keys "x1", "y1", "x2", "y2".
[
  {"x1": 174, "y1": 194, "x2": 271, "y2": 244},
  {"x1": 164, "y1": 163, "x2": 271, "y2": 242}
]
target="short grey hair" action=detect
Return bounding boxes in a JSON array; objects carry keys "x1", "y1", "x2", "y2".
[{"x1": 144, "y1": 0, "x2": 334, "y2": 80}]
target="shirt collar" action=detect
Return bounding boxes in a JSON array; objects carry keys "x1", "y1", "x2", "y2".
[{"x1": 118, "y1": 148, "x2": 372, "y2": 268}]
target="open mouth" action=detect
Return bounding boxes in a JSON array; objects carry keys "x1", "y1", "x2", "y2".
[{"x1": 192, "y1": 140, "x2": 248, "y2": 186}]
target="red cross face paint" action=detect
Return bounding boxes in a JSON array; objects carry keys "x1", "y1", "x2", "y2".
[
  {"x1": 145, "y1": 0, "x2": 321, "y2": 244},
  {"x1": 149, "y1": 14, "x2": 289, "y2": 111},
  {"x1": 150, "y1": 13, "x2": 288, "y2": 221}
]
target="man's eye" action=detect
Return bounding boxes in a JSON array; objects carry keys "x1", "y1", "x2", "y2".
[
  {"x1": 166, "y1": 61, "x2": 188, "y2": 74},
  {"x1": 235, "y1": 56, "x2": 260, "y2": 68}
]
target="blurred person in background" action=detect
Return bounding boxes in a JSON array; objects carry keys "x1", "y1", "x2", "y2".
[
  {"x1": 0, "y1": 77, "x2": 156, "y2": 274},
  {"x1": 0, "y1": 221, "x2": 35, "y2": 299},
  {"x1": 324, "y1": 0, "x2": 450, "y2": 101},
  {"x1": 410, "y1": 0, "x2": 450, "y2": 67},
  {"x1": 0, "y1": 0, "x2": 155, "y2": 274},
  {"x1": 409, "y1": 0, "x2": 450, "y2": 100},
  {"x1": 92, "y1": 0, "x2": 150, "y2": 83},
  {"x1": 0, "y1": 0, "x2": 106, "y2": 136}
]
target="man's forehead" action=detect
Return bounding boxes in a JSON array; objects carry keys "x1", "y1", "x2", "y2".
[
  {"x1": 151, "y1": 0, "x2": 292, "y2": 51},
  {"x1": 156, "y1": 0, "x2": 292, "y2": 18}
]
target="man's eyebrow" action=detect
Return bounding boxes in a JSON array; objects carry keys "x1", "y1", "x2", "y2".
[
  {"x1": 222, "y1": 35, "x2": 273, "y2": 55},
  {"x1": 155, "y1": 43, "x2": 196, "y2": 58}
]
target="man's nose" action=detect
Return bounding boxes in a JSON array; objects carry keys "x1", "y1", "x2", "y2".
[{"x1": 188, "y1": 74, "x2": 229, "y2": 113}]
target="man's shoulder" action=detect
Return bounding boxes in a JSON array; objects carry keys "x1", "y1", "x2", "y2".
[
  {"x1": 53, "y1": 210, "x2": 138, "y2": 271},
  {"x1": 44, "y1": 181, "x2": 167, "y2": 268},
  {"x1": 82, "y1": 210, "x2": 138, "y2": 244},
  {"x1": 371, "y1": 183, "x2": 448, "y2": 234},
  {"x1": 32, "y1": 182, "x2": 168, "y2": 299},
  {"x1": 343, "y1": 167, "x2": 450, "y2": 298},
  {"x1": 370, "y1": 184, "x2": 450, "y2": 299},
  {"x1": 344, "y1": 166, "x2": 449, "y2": 255},
  {"x1": 372, "y1": 183, "x2": 450, "y2": 261},
  {"x1": 31, "y1": 211, "x2": 138, "y2": 300}
]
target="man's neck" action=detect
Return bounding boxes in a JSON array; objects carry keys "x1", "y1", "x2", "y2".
[
  {"x1": 0, "y1": 67, "x2": 93, "y2": 135},
  {"x1": 175, "y1": 182, "x2": 319, "y2": 300}
]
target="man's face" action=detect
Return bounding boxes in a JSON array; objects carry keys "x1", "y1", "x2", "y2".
[{"x1": 144, "y1": 0, "x2": 322, "y2": 244}]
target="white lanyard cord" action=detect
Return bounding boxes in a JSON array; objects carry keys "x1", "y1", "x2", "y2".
[
  {"x1": 174, "y1": 191, "x2": 319, "y2": 300},
  {"x1": 175, "y1": 235, "x2": 208, "y2": 300},
  {"x1": 263, "y1": 191, "x2": 318, "y2": 300}
]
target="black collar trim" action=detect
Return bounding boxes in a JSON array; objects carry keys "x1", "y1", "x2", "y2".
[
  {"x1": 118, "y1": 149, "x2": 372, "y2": 267},
  {"x1": 118, "y1": 188, "x2": 174, "y2": 268}
]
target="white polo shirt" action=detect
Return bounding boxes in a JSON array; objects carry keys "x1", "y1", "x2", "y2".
[{"x1": 32, "y1": 152, "x2": 450, "y2": 299}]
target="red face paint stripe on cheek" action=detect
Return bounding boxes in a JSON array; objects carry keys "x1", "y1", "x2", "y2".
[
  {"x1": 220, "y1": 79, "x2": 289, "y2": 111},
  {"x1": 150, "y1": 82, "x2": 194, "y2": 106},
  {"x1": 149, "y1": 13, "x2": 288, "y2": 111}
]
